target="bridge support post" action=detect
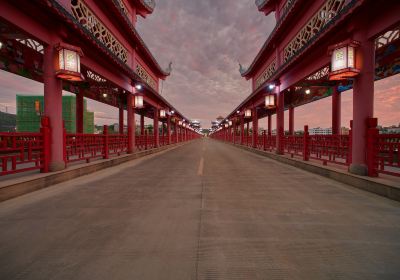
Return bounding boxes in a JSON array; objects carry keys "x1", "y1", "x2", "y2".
[
  {"x1": 140, "y1": 114, "x2": 145, "y2": 136},
  {"x1": 267, "y1": 113, "x2": 272, "y2": 136},
  {"x1": 175, "y1": 122, "x2": 178, "y2": 143},
  {"x1": 276, "y1": 89, "x2": 284, "y2": 154},
  {"x1": 76, "y1": 91, "x2": 84, "y2": 134},
  {"x1": 154, "y1": 110, "x2": 159, "y2": 148},
  {"x1": 44, "y1": 43, "x2": 65, "y2": 171},
  {"x1": 289, "y1": 106, "x2": 294, "y2": 135},
  {"x1": 240, "y1": 115, "x2": 244, "y2": 145},
  {"x1": 167, "y1": 115, "x2": 171, "y2": 145},
  {"x1": 332, "y1": 87, "x2": 341, "y2": 135},
  {"x1": 349, "y1": 32, "x2": 375, "y2": 176},
  {"x1": 119, "y1": 105, "x2": 124, "y2": 134},
  {"x1": 127, "y1": 94, "x2": 135, "y2": 153},
  {"x1": 252, "y1": 108, "x2": 258, "y2": 148}
]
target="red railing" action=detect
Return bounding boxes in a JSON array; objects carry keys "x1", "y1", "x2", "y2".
[
  {"x1": 65, "y1": 133, "x2": 105, "y2": 163},
  {"x1": 375, "y1": 134, "x2": 400, "y2": 177},
  {"x1": 308, "y1": 134, "x2": 350, "y2": 165},
  {"x1": 0, "y1": 132, "x2": 46, "y2": 175},
  {"x1": 283, "y1": 135, "x2": 304, "y2": 157}
]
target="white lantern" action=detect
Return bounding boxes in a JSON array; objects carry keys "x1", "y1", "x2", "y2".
[
  {"x1": 265, "y1": 94, "x2": 276, "y2": 109},
  {"x1": 224, "y1": 123, "x2": 229, "y2": 128},
  {"x1": 245, "y1": 109, "x2": 252, "y2": 118},
  {"x1": 55, "y1": 43, "x2": 84, "y2": 82},
  {"x1": 159, "y1": 109, "x2": 166, "y2": 118},
  {"x1": 228, "y1": 120, "x2": 233, "y2": 126},
  {"x1": 178, "y1": 121, "x2": 182, "y2": 126},
  {"x1": 134, "y1": 95, "x2": 144, "y2": 108},
  {"x1": 329, "y1": 40, "x2": 360, "y2": 80}
]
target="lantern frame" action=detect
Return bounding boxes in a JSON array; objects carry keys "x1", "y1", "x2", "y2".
[
  {"x1": 55, "y1": 42, "x2": 84, "y2": 82},
  {"x1": 264, "y1": 94, "x2": 276, "y2": 109},
  {"x1": 244, "y1": 109, "x2": 252, "y2": 118},
  {"x1": 134, "y1": 94, "x2": 144, "y2": 109},
  {"x1": 159, "y1": 109, "x2": 167, "y2": 118},
  {"x1": 328, "y1": 40, "x2": 360, "y2": 80}
]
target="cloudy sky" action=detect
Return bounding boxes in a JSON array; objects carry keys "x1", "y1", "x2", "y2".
[{"x1": 0, "y1": 0, "x2": 399, "y2": 129}]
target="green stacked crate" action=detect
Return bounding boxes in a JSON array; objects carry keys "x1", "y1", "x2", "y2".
[
  {"x1": 16, "y1": 95, "x2": 44, "y2": 132},
  {"x1": 84, "y1": 111, "x2": 94, "y2": 134},
  {"x1": 62, "y1": 96, "x2": 76, "y2": 133}
]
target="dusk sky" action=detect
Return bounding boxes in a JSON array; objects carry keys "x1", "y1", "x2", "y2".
[{"x1": 0, "y1": 0, "x2": 399, "y2": 129}]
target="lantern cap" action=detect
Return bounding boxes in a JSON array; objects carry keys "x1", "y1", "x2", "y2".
[
  {"x1": 55, "y1": 42, "x2": 84, "y2": 57},
  {"x1": 327, "y1": 39, "x2": 360, "y2": 55}
]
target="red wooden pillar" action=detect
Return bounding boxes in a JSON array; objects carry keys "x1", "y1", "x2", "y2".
[
  {"x1": 161, "y1": 121, "x2": 164, "y2": 145},
  {"x1": 276, "y1": 89, "x2": 284, "y2": 154},
  {"x1": 44, "y1": 43, "x2": 64, "y2": 171},
  {"x1": 76, "y1": 91, "x2": 84, "y2": 133},
  {"x1": 175, "y1": 122, "x2": 178, "y2": 143},
  {"x1": 167, "y1": 115, "x2": 171, "y2": 144},
  {"x1": 233, "y1": 122, "x2": 236, "y2": 144},
  {"x1": 127, "y1": 94, "x2": 135, "y2": 153},
  {"x1": 267, "y1": 113, "x2": 272, "y2": 136},
  {"x1": 154, "y1": 109, "x2": 159, "y2": 148},
  {"x1": 240, "y1": 115, "x2": 244, "y2": 145},
  {"x1": 332, "y1": 87, "x2": 341, "y2": 135},
  {"x1": 140, "y1": 114, "x2": 145, "y2": 135},
  {"x1": 119, "y1": 106, "x2": 124, "y2": 134},
  {"x1": 289, "y1": 106, "x2": 294, "y2": 135},
  {"x1": 349, "y1": 31, "x2": 375, "y2": 176},
  {"x1": 252, "y1": 108, "x2": 258, "y2": 148}
]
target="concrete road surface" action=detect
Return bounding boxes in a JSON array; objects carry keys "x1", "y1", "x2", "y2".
[{"x1": 1, "y1": 139, "x2": 400, "y2": 280}]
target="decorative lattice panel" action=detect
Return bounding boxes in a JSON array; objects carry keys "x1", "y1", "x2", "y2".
[
  {"x1": 71, "y1": 0, "x2": 128, "y2": 63},
  {"x1": 375, "y1": 27, "x2": 400, "y2": 50},
  {"x1": 283, "y1": 0, "x2": 346, "y2": 63},
  {"x1": 136, "y1": 64, "x2": 157, "y2": 91},
  {"x1": 86, "y1": 70, "x2": 107, "y2": 82},
  {"x1": 15, "y1": 39, "x2": 44, "y2": 54},
  {"x1": 115, "y1": 0, "x2": 131, "y2": 19},
  {"x1": 255, "y1": 59, "x2": 277, "y2": 89},
  {"x1": 281, "y1": 0, "x2": 295, "y2": 17},
  {"x1": 306, "y1": 66, "x2": 329, "y2": 80}
]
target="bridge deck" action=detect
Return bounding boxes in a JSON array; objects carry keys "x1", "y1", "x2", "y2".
[{"x1": 1, "y1": 139, "x2": 399, "y2": 279}]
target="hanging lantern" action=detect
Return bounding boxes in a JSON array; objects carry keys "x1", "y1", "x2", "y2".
[
  {"x1": 224, "y1": 123, "x2": 229, "y2": 128},
  {"x1": 159, "y1": 109, "x2": 166, "y2": 118},
  {"x1": 244, "y1": 109, "x2": 252, "y2": 118},
  {"x1": 178, "y1": 120, "x2": 182, "y2": 126},
  {"x1": 328, "y1": 40, "x2": 360, "y2": 80},
  {"x1": 228, "y1": 120, "x2": 233, "y2": 126},
  {"x1": 265, "y1": 94, "x2": 276, "y2": 109},
  {"x1": 134, "y1": 94, "x2": 144, "y2": 108},
  {"x1": 55, "y1": 43, "x2": 84, "y2": 82}
]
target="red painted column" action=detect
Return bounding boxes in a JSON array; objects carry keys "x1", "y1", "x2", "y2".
[
  {"x1": 289, "y1": 106, "x2": 294, "y2": 135},
  {"x1": 267, "y1": 113, "x2": 272, "y2": 136},
  {"x1": 252, "y1": 108, "x2": 258, "y2": 148},
  {"x1": 154, "y1": 110, "x2": 159, "y2": 148},
  {"x1": 349, "y1": 32, "x2": 375, "y2": 176},
  {"x1": 240, "y1": 115, "x2": 244, "y2": 144},
  {"x1": 119, "y1": 106, "x2": 124, "y2": 134},
  {"x1": 167, "y1": 115, "x2": 171, "y2": 144},
  {"x1": 140, "y1": 114, "x2": 145, "y2": 135},
  {"x1": 276, "y1": 88, "x2": 284, "y2": 154},
  {"x1": 44, "y1": 43, "x2": 64, "y2": 171},
  {"x1": 76, "y1": 91, "x2": 84, "y2": 133},
  {"x1": 175, "y1": 122, "x2": 178, "y2": 143},
  {"x1": 127, "y1": 94, "x2": 135, "y2": 153},
  {"x1": 332, "y1": 87, "x2": 341, "y2": 135}
]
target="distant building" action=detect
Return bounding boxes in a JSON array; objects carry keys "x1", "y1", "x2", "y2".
[
  {"x1": 191, "y1": 120, "x2": 201, "y2": 129},
  {"x1": 16, "y1": 95, "x2": 94, "y2": 133},
  {"x1": 309, "y1": 127, "x2": 332, "y2": 135},
  {"x1": 340, "y1": 127, "x2": 350, "y2": 135},
  {"x1": 0, "y1": 111, "x2": 16, "y2": 132},
  {"x1": 379, "y1": 124, "x2": 400, "y2": 134}
]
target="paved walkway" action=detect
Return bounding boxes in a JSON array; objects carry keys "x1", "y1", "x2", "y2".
[{"x1": 1, "y1": 139, "x2": 400, "y2": 280}]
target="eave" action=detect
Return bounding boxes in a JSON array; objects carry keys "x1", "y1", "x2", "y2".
[
  {"x1": 256, "y1": 0, "x2": 277, "y2": 15},
  {"x1": 133, "y1": 0, "x2": 155, "y2": 15},
  {"x1": 108, "y1": 0, "x2": 170, "y2": 79}
]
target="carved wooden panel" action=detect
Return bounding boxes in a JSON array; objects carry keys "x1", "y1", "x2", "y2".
[
  {"x1": 255, "y1": 59, "x2": 277, "y2": 89},
  {"x1": 71, "y1": 0, "x2": 128, "y2": 63},
  {"x1": 136, "y1": 64, "x2": 157, "y2": 91}
]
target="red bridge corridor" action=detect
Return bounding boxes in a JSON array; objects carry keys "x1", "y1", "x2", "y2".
[{"x1": 0, "y1": 0, "x2": 399, "y2": 279}]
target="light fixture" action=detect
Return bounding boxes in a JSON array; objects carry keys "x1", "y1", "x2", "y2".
[
  {"x1": 135, "y1": 84, "x2": 143, "y2": 90},
  {"x1": 228, "y1": 120, "x2": 233, "y2": 126},
  {"x1": 159, "y1": 109, "x2": 166, "y2": 118},
  {"x1": 305, "y1": 89, "x2": 311, "y2": 95},
  {"x1": 224, "y1": 123, "x2": 229, "y2": 128},
  {"x1": 178, "y1": 121, "x2": 182, "y2": 125},
  {"x1": 244, "y1": 109, "x2": 252, "y2": 118},
  {"x1": 171, "y1": 110, "x2": 175, "y2": 114},
  {"x1": 265, "y1": 94, "x2": 276, "y2": 108},
  {"x1": 55, "y1": 42, "x2": 84, "y2": 82},
  {"x1": 328, "y1": 40, "x2": 360, "y2": 80},
  {"x1": 102, "y1": 93, "x2": 108, "y2": 98},
  {"x1": 134, "y1": 94, "x2": 144, "y2": 108},
  {"x1": 236, "y1": 110, "x2": 240, "y2": 114},
  {"x1": 0, "y1": 41, "x2": 3, "y2": 49},
  {"x1": 268, "y1": 84, "x2": 275, "y2": 90}
]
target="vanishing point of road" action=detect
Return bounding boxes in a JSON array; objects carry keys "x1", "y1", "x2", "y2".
[{"x1": 1, "y1": 139, "x2": 400, "y2": 280}]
